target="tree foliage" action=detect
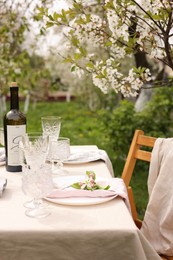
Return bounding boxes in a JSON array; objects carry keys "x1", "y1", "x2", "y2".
[
  {"x1": 0, "y1": 0, "x2": 54, "y2": 94},
  {"x1": 37, "y1": 0, "x2": 173, "y2": 97}
]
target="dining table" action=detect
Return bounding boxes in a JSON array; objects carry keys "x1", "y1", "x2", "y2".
[{"x1": 0, "y1": 145, "x2": 161, "y2": 260}]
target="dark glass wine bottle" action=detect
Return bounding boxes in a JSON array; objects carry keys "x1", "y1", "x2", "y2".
[{"x1": 3, "y1": 82, "x2": 26, "y2": 172}]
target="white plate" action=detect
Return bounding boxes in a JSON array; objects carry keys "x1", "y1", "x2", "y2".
[
  {"x1": 0, "y1": 147, "x2": 5, "y2": 166},
  {"x1": 0, "y1": 161, "x2": 5, "y2": 166},
  {"x1": 63, "y1": 157, "x2": 101, "y2": 165},
  {"x1": 63, "y1": 153, "x2": 101, "y2": 165},
  {"x1": 45, "y1": 195, "x2": 113, "y2": 206},
  {"x1": 45, "y1": 175, "x2": 114, "y2": 206}
]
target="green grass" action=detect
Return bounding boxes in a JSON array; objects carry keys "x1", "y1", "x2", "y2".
[
  {"x1": 131, "y1": 163, "x2": 149, "y2": 219},
  {"x1": 26, "y1": 101, "x2": 108, "y2": 147},
  {"x1": 19, "y1": 100, "x2": 148, "y2": 219}
]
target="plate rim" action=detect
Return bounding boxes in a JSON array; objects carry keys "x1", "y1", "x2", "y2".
[
  {"x1": 0, "y1": 161, "x2": 5, "y2": 166},
  {"x1": 45, "y1": 195, "x2": 114, "y2": 206}
]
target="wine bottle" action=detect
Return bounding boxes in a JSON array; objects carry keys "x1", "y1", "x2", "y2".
[{"x1": 3, "y1": 82, "x2": 26, "y2": 172}]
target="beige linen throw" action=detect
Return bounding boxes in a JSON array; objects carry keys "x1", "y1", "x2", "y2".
[{"x1": 141, "y1": 138, "x2": 173, "y2": 256}]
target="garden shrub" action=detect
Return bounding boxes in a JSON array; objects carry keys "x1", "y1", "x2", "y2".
[
  {"x1": 100, "y1": 86, "x2": 173, "y2": 218},
  {"x1": 100, "y1": 86, "x2": 173, "y2": 176}
]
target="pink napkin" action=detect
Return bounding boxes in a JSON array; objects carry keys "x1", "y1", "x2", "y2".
[{"x1": 47, "y1": 178, "x2": 131, "y2": 212}]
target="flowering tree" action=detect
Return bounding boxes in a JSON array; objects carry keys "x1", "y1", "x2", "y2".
[
  {"x1": 37, "y1": 0, "x2": 173, "y2": 97},
  {"x1": 0, "y1": 0, "x2": 57, "y2": 118},
  {"x1": 0, "y1": 0, "x2": 33, "y2": 93},
  {"x1": 0, "y1": 0, "x2": 55, "y2": 94}
]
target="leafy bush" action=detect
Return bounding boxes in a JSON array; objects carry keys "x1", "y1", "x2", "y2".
[
  {"x1": 100, "y1": 86, "x2": 173, "y2": 218},
  {"x1": 101, "y1": 86, "x2": 173, "y2": 176}
]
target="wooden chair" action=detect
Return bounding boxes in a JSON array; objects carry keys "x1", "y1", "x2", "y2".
[{"x1": 121, "y1": 129, "x2": 173, "y2": 260}]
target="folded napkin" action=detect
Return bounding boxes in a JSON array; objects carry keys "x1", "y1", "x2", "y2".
[
  {"x1": 0, "y1": 147, "x2": 5, "y2": 163},
  {"x1": 47, "y1": 178, "x2": 131, "y2": 212},
  {"x1": 141, "y1": 138, "x2": 173, "y2": 256},
  {"x1": 66, "y1": 149, "x2": 114, "y2": 177}
]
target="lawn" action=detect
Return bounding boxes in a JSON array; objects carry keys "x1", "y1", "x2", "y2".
[{"x1": 26, "y1": 101, "x2": 108, "y2": 148}]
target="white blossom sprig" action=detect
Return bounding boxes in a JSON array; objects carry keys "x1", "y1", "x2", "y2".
[
  {"x1": 71, "y1": 170, "x2": 110, "y2": 191},
  {"x1": 37, "y1": 0, "x2": 173, "y2": 97}
]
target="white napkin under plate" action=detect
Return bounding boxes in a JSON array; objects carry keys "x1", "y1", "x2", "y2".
[
  {"x1": 47, "y1": 177, "x2": 131, "y2": 212},
  {"x1": 66, "y1": 147, "x2": 114, "y2": 177}
]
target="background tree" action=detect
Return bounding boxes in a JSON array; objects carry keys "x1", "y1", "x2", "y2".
[
  {"x1": 37, "y1": 0, "x2": 173, "y2": 100},
  {"x1": 0, "y1": 0, "x2": 57, "y2": 117}
]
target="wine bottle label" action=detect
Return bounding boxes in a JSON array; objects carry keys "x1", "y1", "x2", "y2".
[{"x1": 7, "y1": 125, "x2": 26, "y2": 166}]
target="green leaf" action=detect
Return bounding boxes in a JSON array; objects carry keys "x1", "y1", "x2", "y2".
[
  {"x1": 37, "y1": 7, "x2": 45, "y2": 15},
  {"x1": 104, "y1": 0, "x2": 114, "y2": 9},
  {"x1": 103, "y1": 68, "x2": 107, "y2": 77},
  {"x1": 48, "y1": 15, "x2": 54, "y2": 21},
  {"x1": 46, "y1": 22, "x2": 54, "y2": 28},
  {"x1": 53, "y1": 12, "x2": 62, "y2": 21},
  {"x1": 86, "y1": 171, "x2": 96, "y2": 179},
  {"x1": 71, "y1": 183, "x2": 81, "y2": 189},
  {"x1": 104, "y1": 185, "x2": 110, "y2": 190},
  {"x1": 71, "y1": 36, "x2": 79, "y2": 47},
  {"x1": 86, "y1": 62, "x2": 94, "y2": 70},
  {"x1": 85, "y1": 14, "x2": 91, "y2": 23},
  {"x1": 63, "y1": 56, "x2": 73, "y2": 63},
  {"x1": 79, "y1": 47, "x2": 87, "y2": 56},
  {"x1": 105, "y1": 41, "x2": 112, "y2": 47},
  {"x1": 71, "y1": 65, "x2": 76, "y2": 72},
  {"x1": 74, "y1": 52, "x2": 82, "y2": 60},
  {"x1": 61, "y1": 9, "x2": 68, "y2": 23},
  {"x1": 95, "y1": 74, "x2": 105, "y2": 79},
  {"x1": 73, "y1": 2, "x2": 83, "y2": 11}
]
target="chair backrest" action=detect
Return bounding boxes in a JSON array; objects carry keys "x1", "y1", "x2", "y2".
[
  {"x1": 121, "y1": 129, "x2": 156, "y2": 188},
  {"x1": 122, "y1": 130, "x2": 173, "y2": 260}
]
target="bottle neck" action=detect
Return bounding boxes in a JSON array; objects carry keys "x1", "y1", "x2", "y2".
[{"x1": 10, "y1": 87, "x2": 19, "y2": 110}]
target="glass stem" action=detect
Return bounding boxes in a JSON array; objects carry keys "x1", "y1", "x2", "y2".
[{"x1": 33, "y1": 198, "x2": 42, "y2": 209}]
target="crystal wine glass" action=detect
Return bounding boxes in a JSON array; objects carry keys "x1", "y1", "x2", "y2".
[
  {"x1": 19, "y1": 133, "x2": 49, "y2": 209},
  {"x1": 41, "y1": 116, "x2": 61, "y2": 141},
  {"x1": 49, "y1": 137, "x2": 70, "y2": 175},
  {"x1": 22, "y1": 165, "x2": 53, "y2": 218},
  {"x1": 20, "y1": 133, "x2": 48, "y2": 170}
]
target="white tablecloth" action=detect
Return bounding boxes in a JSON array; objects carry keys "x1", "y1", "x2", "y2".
[{"x1": 0, "y1": 147, "x2": 160, "y2": 260}]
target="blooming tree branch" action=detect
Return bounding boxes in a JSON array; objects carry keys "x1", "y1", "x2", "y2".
[{"x1": 37, "y1": 0, "x2": 173, "y2": 97}]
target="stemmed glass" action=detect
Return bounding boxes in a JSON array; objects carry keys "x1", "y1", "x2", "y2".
[
  {"x1": 49, "y1": 137, "x2": 70, "y2": 175},
  {"x1": 22, "y1": 165, "x2": 53, "y2": 218},
  {"x1": 19, "y1": 132, "x2": 46, "y2": 209},
  {"x1": 20, "y1": 134, "x2": 53, "y2": 218},
  {"x1": 41, "y1": 116, "x2": 61, "y2": 141},
  {"x1": 20, "y1": 134, "x2": 48, "y2": 170}
]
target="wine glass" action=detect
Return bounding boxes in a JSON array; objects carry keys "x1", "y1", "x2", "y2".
[
  {"x1": 19, "y1": 133, "x2": 49, "y2": 209},
  {"x1": 22, "y1": 165, "x2": 54, "y2": 218},
  {"x1": 41, "y1": 116, "x2": 61, "y2": 141},
  {"x1": 20, "y1": 134, "x2": 48, "y2": 170},
  {"x1": 48, "y1": 137, "x2": 70, "y2": 175}
]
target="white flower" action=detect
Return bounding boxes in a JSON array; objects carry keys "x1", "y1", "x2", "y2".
[
  {"x1": 14, "y1": 68, "x2": 21, "y2": 74},
  {"x1": 150, "y1": 47, "x2": 166, "y2": 60},
  {"x1": 71, "y1": 66, "x2": 85, "y2": 78}
]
